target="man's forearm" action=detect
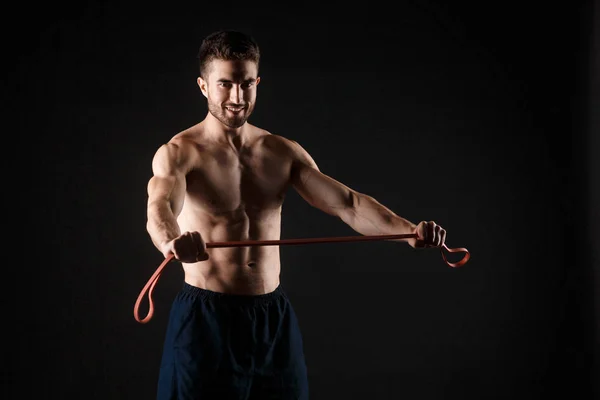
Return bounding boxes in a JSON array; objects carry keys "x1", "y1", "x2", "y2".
[
  {"x1": 146, "y1": 202, "x2": 181, "y2": 252},
  {"x1": 340, "y1": 192, "x2": 417, "y2": 241}
]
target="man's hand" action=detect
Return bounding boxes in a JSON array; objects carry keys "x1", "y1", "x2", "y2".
[
  {"x1": 412, "y1": 220, "x2": 446, "y2": 249},
  {"x1": 161, "y1": 231, "x2": 209, "y2": 263}
]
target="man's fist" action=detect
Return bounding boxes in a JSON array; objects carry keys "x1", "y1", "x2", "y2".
[
  {"x1": 162, "y1": 231, "x2": 209, "y2": 263},
  {"x1": 413, "y1": 220, "x2": 446, "y2": 249}
]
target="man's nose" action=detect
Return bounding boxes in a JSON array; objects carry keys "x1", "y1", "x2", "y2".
[{"x1": 229, "y1": 85, "x2": 242, "y2": 103}]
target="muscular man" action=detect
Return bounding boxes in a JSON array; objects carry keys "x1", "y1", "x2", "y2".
[{"x1": 146, "y1": 30, "x2": 446, "y2": 400}]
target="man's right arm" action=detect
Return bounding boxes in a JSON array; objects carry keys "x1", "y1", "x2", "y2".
[{"x1": 146, "y1": 143, "x2": 187, "y2": 258}]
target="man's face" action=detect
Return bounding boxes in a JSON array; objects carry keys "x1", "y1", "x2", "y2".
[{"x1": 197, "y1": 59, "x2": 260, "y2": 129}]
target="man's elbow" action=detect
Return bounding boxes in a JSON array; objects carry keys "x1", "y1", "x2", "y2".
[{"x1": 336, "y1": 190, "x2": 360, "y2": 221}]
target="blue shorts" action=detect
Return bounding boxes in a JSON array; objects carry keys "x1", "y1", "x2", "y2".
[{"x1": 156, "y1": 282, "x2": 309, "y2": 400}]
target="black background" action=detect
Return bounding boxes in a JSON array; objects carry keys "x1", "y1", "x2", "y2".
[{"x1": 9, "y1": 1, "x2": 599, "y2": 399}]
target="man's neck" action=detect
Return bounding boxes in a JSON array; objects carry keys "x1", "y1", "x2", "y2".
[{"x1": 202, "y1": 112, "x2": 249, "y2": 146}]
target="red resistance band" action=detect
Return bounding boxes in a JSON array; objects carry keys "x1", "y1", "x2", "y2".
[{"x1": 133, "y1": 233, "x2": 470, "y2": 324}]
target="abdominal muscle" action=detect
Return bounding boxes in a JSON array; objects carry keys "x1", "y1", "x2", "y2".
[{"x1": 177, "y1": 204, "x2": 284, "y2": 295}]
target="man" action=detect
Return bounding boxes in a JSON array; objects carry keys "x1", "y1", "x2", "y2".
[{"x1": 146, "y1": 30, "x2": 446, "y2": 400}]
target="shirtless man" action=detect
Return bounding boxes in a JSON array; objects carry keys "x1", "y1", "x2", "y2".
[{"x1": 146, "y1": 30, "x2": 446, "y2": 400}]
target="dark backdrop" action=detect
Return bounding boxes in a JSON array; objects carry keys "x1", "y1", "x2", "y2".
[{"x1": 9, "y1": 1, "x2": 598, "y2": 399}]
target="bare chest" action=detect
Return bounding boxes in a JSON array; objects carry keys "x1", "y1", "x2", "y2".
[{"x1": 185, "y1": 145, "x2": 292, "y2": 213}]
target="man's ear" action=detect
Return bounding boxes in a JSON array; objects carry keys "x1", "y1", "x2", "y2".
[
  {"x1": 256, "y1": 76, "x2": 261, "y2": 86},
  {"x1": 197, "y1": 77, "x2": 208, "y2": 98}
]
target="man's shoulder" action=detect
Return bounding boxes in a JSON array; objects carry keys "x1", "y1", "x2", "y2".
[
  {"x1": 255, "y1": 131, "x2": 304, "y2": 159},
  {"x1": 250, "y1": 126, "x2": 299, "y2": 150},
  {"x1": 254, "y1": 130, "x2": 316, "y2": 167},
  {"x1": 169, "y1": 123, "x2": 203, "y2": 144},
  {"x1": 152, "y1": 125, "x2": 206, "y2": 168}
]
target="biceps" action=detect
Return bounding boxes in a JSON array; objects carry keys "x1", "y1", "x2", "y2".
[
  {"x1": 147, "y1": 174, "x2": 186, "y2": 216},
  {"x1": 292, "y1": 165, "x2": 355, "y2": 216}
]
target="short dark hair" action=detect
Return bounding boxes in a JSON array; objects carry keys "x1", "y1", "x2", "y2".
[{"x1": 196, "y1": 30, "x2": 260, "y2": 78}]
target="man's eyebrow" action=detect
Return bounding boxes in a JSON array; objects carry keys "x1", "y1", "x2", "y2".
[{"x1": 216, "y1": 78, "x2": 257, "y2": 83}]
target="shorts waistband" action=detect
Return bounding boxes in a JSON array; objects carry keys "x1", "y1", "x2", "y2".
[{"x1": 181, "y1": 282, "x2": 285, "y2": 306}]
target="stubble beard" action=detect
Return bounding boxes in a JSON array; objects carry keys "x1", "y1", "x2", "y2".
[{"x1": 207, "y1": 101, "x2": 253, "y2": 129}]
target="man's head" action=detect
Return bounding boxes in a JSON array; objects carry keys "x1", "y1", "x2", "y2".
[{"x1": 196, "y1": 30, "x2": 261, "y2": 129}]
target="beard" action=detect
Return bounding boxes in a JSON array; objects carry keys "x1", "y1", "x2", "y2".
[{"x1": 207, "y1": 100, "x2": 254, "y2": 129}]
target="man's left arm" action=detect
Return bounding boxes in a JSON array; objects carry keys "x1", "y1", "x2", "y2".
[{"x1": 288, "y1": 140, "x2": 445, "y2": 249}]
